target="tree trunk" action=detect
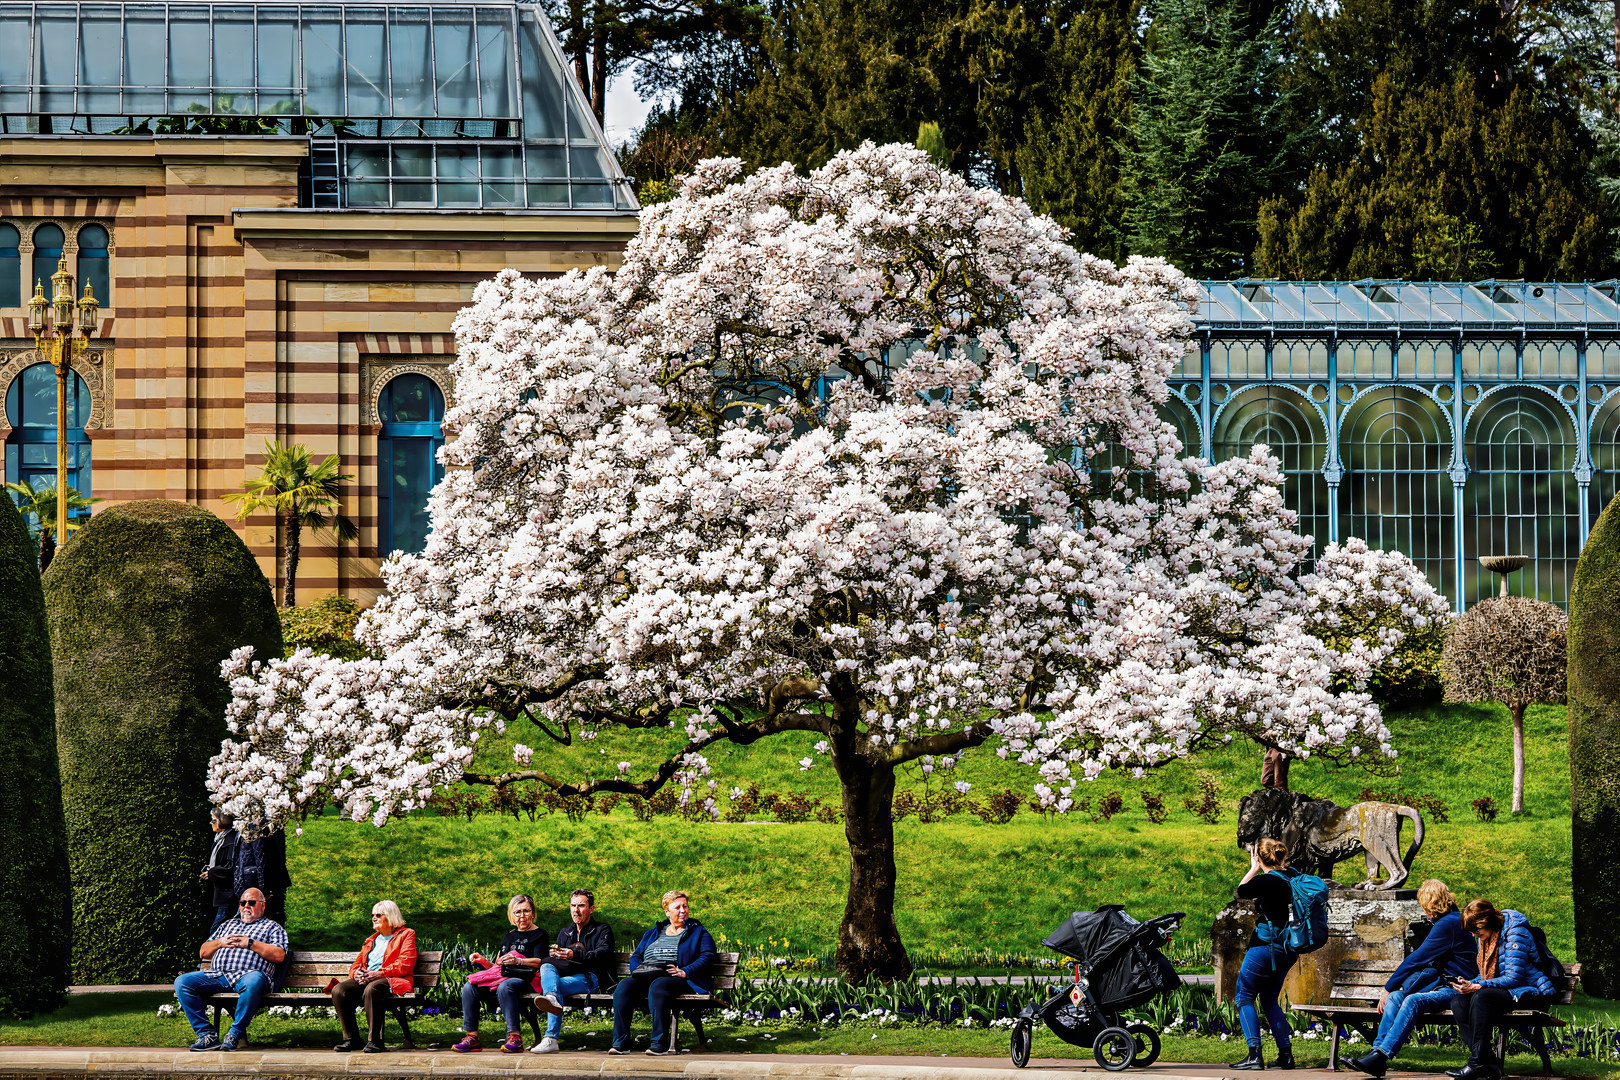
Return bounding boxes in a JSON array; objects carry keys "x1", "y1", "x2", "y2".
[
  {"x1": 38, "y1": 529, "x2": 56, "y2": 574},
  {"x1": 281, "y1": 511, "x2": 300, "y2": 609},
  {"x1": 1511, "y1": 703, "x2": 1526, "y2": 814},
  {"x1": 568, "y1": 0, "x2": 590, "y2": 98},
  {"x1": 590, "y1": 4, "x2": 608, "y2": 127},
  {"x1": 826, "y1": 675, "x2": 911, "y2": 982}
]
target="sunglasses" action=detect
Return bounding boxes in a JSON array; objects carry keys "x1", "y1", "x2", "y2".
[{"x1": 240, "y1": 900, "x2": 264, "y2": 907}]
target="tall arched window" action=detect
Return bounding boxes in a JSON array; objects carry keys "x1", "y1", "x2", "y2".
[
  {"x1": 1213, "y1": 385, "x2": 1330, "y2": 562},
  {"x1": 0, "y1": 224, "x2": 19, "y2": 308},
  {"x1": 4, "y1": 362, "x2": 93, "y2": 516},
  {"x1": 77, "y1": 224, "x2": 110, "y2": 308},
  {"x1": 377, "y1": 373, "x2": 445, "y2": 555},
  {"x1": 31, "y1": 224, "x2": 64, "y2": 299},
  {"x1": 1339, "y1": 387, "x2": 1454, "y2": 597}
]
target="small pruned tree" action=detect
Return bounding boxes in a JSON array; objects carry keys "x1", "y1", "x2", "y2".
[
  {"x1": 4, "y1": 479, "x2": 101, "y2": 573},
  {"x1": 224, "y1": 442, "x2": 358, "y2": 608},
  {"x1": 1441, "y1": 595, "x2": 1567, "y2": 814}
]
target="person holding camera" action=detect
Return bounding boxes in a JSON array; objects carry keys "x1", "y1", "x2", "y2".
[{"x1": 608, "y1": 891, "x2": 716, "y2": 1056}]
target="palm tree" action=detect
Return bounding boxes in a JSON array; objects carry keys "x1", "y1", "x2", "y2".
[
  {"x1": 4, "y1": 478, "x2": 100, "y2": 572},
  {"x1": 224, "y1": 441, "x2": 358, "y2": 608}
]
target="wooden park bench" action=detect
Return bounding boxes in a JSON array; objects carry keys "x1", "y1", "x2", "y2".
[
  {"x1": 199, "y1": 949, "x2": 443, "y2": 1049},
  {"x1": 1293, "y1": 957, "x2": 1581, "y2": 1074},
  {"x1": 515, "y1": 950, "x2": 740, "y2": 1051}
]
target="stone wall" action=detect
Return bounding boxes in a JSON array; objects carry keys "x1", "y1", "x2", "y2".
[{"x1": 1212, "y1": 890, "x2": 1426, "y2": 1005}]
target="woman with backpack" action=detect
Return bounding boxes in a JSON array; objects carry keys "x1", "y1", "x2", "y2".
[
  {"x1": 1229, "y1": 838, "x2": 1297, "y2": 1071},
  {"x1": 1443, "y1": 899, "x2": 1557, "y2": 1080}
]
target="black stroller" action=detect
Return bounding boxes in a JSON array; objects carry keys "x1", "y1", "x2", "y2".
[{"x1": 1010, "y1": 905, "x2": 1184, "y2": 1070}]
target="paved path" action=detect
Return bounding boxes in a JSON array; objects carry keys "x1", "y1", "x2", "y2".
[{"x1": 0, "y1": 1047, "x2": 1433, "y2": 1080}]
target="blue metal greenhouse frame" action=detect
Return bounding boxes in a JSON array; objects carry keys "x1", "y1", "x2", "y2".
[{"x1": 1184, "y1": 280, "x2": 1620, "y2": 611}]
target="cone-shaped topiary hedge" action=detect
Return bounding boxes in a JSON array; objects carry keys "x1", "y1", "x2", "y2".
[
  {"x1": 1569, "y1": 493, "x2": 1620, "y2": 997},
  {"x1": 0, "y1": 497, "x2": 71, "y2": 1015},
  {"x1": 45, "y1": 501, "x2": 282, "y2": 983}
]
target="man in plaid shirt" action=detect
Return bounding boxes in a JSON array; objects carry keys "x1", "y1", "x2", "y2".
[{"x1": 172, "y1": 887, "x2": 290, "y2": 1051}]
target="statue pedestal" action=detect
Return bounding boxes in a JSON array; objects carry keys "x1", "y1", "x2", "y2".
[{"x1": 1212, "y1": 891, "x2": 1427, "y2": 1005}]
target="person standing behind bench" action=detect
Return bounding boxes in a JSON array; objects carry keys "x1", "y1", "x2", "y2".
[
  {"x1": 1230, "y1": 838, "x2": 1297, "y2": 1071},
  {"x1": 531, "y1": 888, "x2": 615, "y2": 1054},
  {"x1": 329, "y1": 900, "x2": 418, "y2": 1054},
  {"x1": 1444, "y1": 899, "x2": 1557, "y2": 1080},
  {"x1": 172, "y1": 887, "x2": 289, "y2": 1052},
  {"x1": 199, "y1": 809, "x2": 239, "y2": 936},
  {"x1": 609, "y1": 890, "x2": 716, "y2": 1056},
  {"x1": 1348, "y1": 880, "x2": 1476, "y2": 1077},
  {"x1": 453, "y1": 894, "x2": 559, "y2": 1054}
]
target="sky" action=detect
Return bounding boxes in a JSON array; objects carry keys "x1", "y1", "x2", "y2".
[{"x1": 602, "y1": 75, "x2": 656, "y2": 147}]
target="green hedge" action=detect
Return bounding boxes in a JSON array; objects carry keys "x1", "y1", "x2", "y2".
[
  {"x1": 44, "y1": 501, "x2": 283, "y2": 983},
  {"x1": 0, "y1": 498, "x2": 71, "y2": 1015},
  {"x1": 1569, "y1": 493, "x2": 1620, "y2": 997}
]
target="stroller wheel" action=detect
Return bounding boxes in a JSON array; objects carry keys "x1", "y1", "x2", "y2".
[
  {"x1": 1127, "y1": 1022, "x2": 1161, "y2": 1068},
  {"x1": 1093, "y1": 1026, "x2": 1135, "y2": 1072},
  {"x1": 1010, "y1": 1019, "x2": 1032, "y2": 1068}
]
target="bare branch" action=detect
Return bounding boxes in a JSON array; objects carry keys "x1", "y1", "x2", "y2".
[{"x1": 883, "y1": 721, "x2": 994, "y2": 766}]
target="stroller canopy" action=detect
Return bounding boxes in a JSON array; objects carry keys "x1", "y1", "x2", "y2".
[{"x1": 1042, "y1": 904, "x2": 1182, "y2": 1012}]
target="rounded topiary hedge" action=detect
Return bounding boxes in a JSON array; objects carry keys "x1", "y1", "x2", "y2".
[
  {"x1": 44, "y1": 501, "x2": 282, "y2": 983},
  {"x1": 0, "y1": 497, "x2": 71, "y2": 1015},
  {"x1": 1569, "y1": 493, "x2": 1620, "y2": 997}
]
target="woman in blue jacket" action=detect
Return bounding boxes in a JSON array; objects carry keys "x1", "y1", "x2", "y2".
[
  {"x1": 1445, "y1": 899, "x2": 1556, "y2": 1080},
  {"x1": 1350, "y1": 880, "x2": 1477, "y2": 1077},
  {"x1": 609, "y1": 890, "x2": 717, "y2": 1056}
]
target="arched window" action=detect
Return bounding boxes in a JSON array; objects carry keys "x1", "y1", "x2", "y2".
[
  {"x1": 77, "y1": 224, "x2": 110, "y2": 308},
  {"x1": 31, "y1": 224, "x2": 64, "y2": 301},
  {"x1": 1213, "y1": 384, "x2": 1330, "y2": 562},
  {"x1": 4, "y1": 362, "x2": 93, "y2": 520},
  {"x1": 0, "y1": 224, "x2": 19, "y2": 308},
  {"x1": 377, "y1": 373, "x2": 445, "y2": 555}
]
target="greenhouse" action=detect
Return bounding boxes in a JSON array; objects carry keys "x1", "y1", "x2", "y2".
[
  {"x1": 1185, "y1": 280, "x2": 1620, "y2": 610},
  {"x1": 0, "y1": 0, "x2": 637, "y2": 211}
]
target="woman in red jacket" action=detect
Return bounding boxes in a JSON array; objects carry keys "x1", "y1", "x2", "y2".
[{"x1": 329, "y1": 900, "x2": 418, "y2": 1053}]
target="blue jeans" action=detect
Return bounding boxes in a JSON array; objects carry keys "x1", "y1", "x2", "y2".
[
  {"x1": 538, "y1": 966, "x2": 597, "y2": 1038},
  {"x1": 1373, "y1": 987, "x2": 1455, "y2": 1057},
  {"x1": 1235, "y1": 944, "x2": 1296, "y2": 1049},
  {"x1": 174, "y1": 969, "x2": 272, "y2": 1041},
  {"x1": 461, "y1": 977, "x2": 531, "y2": 1033},
  {"x1": 612, "y1": 975, "x2": 687, "y2": 1050}
]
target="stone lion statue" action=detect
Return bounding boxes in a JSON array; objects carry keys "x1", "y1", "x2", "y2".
[{"x1": 1236, "y1": 788, "x2": 1425, "y2": 890}]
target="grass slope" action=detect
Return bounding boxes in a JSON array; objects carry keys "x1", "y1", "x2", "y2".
[{"x1": 284, "y1": 702, "x2": 1574, "y2": 960}]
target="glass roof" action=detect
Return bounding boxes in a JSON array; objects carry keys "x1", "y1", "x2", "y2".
[{"x1": 1194, "y1": 281, "x2": 1620, "y2": 331}]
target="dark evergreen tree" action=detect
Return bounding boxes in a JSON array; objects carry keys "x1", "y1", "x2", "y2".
[
  {"x1": 1568, "y1": 492, "x2": 1620, "y2": 997},
  {"x1": 0, "y1": 497, "x2": 70, "y2": 1016},
  {"x1": 1122, "y1": 0, "x2": 1293, "y2": 277},
  {"x1": 45, "y1": 501, "x2": 282, "y2": 983}
]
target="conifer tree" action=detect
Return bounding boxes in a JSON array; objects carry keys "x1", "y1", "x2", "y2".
[{"x1": 1122, "y1": 0, "x2": 1291, "y2": 278}]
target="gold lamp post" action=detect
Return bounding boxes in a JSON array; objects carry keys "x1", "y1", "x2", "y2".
[{"x1": 27, "y1": 257, "x2": 99, "y2": 549}]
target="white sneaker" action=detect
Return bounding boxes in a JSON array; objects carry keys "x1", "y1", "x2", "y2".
[
  {"x1": 529, "y1": 1037, "x2": 560, "y2": 1055},
  {"x1": 544, "y1": 993, "x2": 563, "y2": 1014}
]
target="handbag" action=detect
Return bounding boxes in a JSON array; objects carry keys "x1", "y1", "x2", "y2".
[
  {"x1": 628, "y1": 963, "x2": 670, "y2": 979},
  {"x1": 467, "y1": 962, "x2": 544, "y2": 992}
]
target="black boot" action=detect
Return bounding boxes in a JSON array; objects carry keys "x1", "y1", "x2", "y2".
[
  {"x1": 1274, "y1": 1045, "x2": 1296, "y2": 1071},
  {"x1": 1229, "y1": 1043, "x2": 1265, "y2": 1070},
  {"x1": 1347, "y1": 1048, "x2": 1386, "y2": 1077}
]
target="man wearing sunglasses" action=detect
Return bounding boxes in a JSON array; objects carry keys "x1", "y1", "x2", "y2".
[{"x1": 171, "y1": 888, "x2": 290, "y2": 1051}]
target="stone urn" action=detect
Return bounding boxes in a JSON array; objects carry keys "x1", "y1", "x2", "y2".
[{"x1": 1479, "y1": 554, "x2": 1528, "y2": 598}]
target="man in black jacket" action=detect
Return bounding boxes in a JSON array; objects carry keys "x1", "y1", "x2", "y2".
[{"x1": 531, "y1": 889, "x2": 616, "y2": 1053}]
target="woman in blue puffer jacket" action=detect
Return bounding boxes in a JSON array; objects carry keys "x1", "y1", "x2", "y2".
[
  {"x1": 609, "y1": 890, "x2": 717, "y2": 1056},
  {"x1": 1444, "y1": 899, "x2": 1556, "y2": 1080}
]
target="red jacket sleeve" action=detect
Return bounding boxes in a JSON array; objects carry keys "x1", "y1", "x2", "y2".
[{"x1": 384, "y1": 929, "x2": 418, "y2": 996}]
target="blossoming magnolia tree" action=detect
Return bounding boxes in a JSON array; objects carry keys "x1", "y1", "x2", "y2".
[{"x1": 211, "y1": 144, "x2": 1446, "y2": 981}]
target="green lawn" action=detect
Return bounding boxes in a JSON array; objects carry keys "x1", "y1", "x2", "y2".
[{"x1": 282, "y1": 702, "x2": 1575, "y2": 962}]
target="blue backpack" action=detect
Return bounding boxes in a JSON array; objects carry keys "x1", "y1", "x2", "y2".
[{"x1": 1258, "y1": 869, "x2": 1330, "y2": 953}]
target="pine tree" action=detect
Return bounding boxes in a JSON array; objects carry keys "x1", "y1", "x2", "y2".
[{"x1": 1122, "y1": 0, "x2": 1292, "y2": 277}]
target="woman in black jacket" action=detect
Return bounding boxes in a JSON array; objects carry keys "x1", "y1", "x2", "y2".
[{"x1": 198, "y1": 810, "x2": 239, "y2": 935}]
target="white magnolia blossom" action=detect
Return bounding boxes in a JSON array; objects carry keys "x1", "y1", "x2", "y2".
[{"x1": 208, "y1": 142, "x2": 1427, "y2": 831}]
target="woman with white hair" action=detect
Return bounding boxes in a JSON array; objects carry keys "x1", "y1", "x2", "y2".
[{"x1": 330, "y1": 900, "x2": 417, "y2": 1053}]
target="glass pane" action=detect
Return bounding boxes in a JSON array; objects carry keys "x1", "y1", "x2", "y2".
[
  {"x1": 569, "y1": 143, "x2": 611, "y2": 179},
  {"x1": 572, "y1": 182, "x2": 614, "y2": 207},
  {"x1": 213, "y1": 8, "x2": 256, "y2": 113},
  {"x1": 384, "y1": 373, "x2": 437, "y2": 421},
  {"x1": 526, "y1": 144, "x2": 566, "y2": 177},
  {"x1": 20, "y1": 364, "x2": 56, "y2": 428},
  {"x1": 169, "y1": 8, "x2": 212, "y2": 113},
  {"x1": 387, "y1": 438, "x2": 435, "y2": 554},
  {"x1": 38, "y1": 9, "x2": 77, "y2": 112},
  {"x1": 0, "y1": 255, "x2": 17, "y2": 308},
  {"x1": 392, "y1": 144, "x2": 431, "y2": 177},
  {"x1": 347, "y1": 182, "x2": 390, "y2": 206},
  {"x1": 32, "y1": 224, "x2": 63, "y2": 299},
  {"x1": 437, "y1": 145, "x2": 479, "y2": 206},
  {"x1": 390, "y1": 8, "x2": 433, "y2": 116},
  {"x1": 123, "y1": 6, "x2": 166, "y2": 111},
  {"x1": 345, "y1": 144, "x2": 388, "y2": 178},
  {"x1": 517, "y1": 16, "x2": 564, "y2": 140},
  {"x1": 344, "y1": 10, "x2": 387, "y2": 115},
  {"x1": 258, "y1": 10, "x2": 299, "y2": 113},
  {"x1": 0, "y1": 12, "x2": 27, "y2": 112},
  {"x1": 527, "y1": 181, "x2": 569, "y2": 207},
  {"x1": 432, "y1": 9, "x2": 478, "y2": 117},
  {"x1": 476, "y1": 11, "x2": 513, "y2": 117},
  {"x1": 302, "y1": 10, "x2": 344, "y2": 115},
  {"x1": 564, "y1": 83, "x2": 595, "y2": 145},
  {"x1": 78, "y1": 6, "x2": 123, "y2": 115}
]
